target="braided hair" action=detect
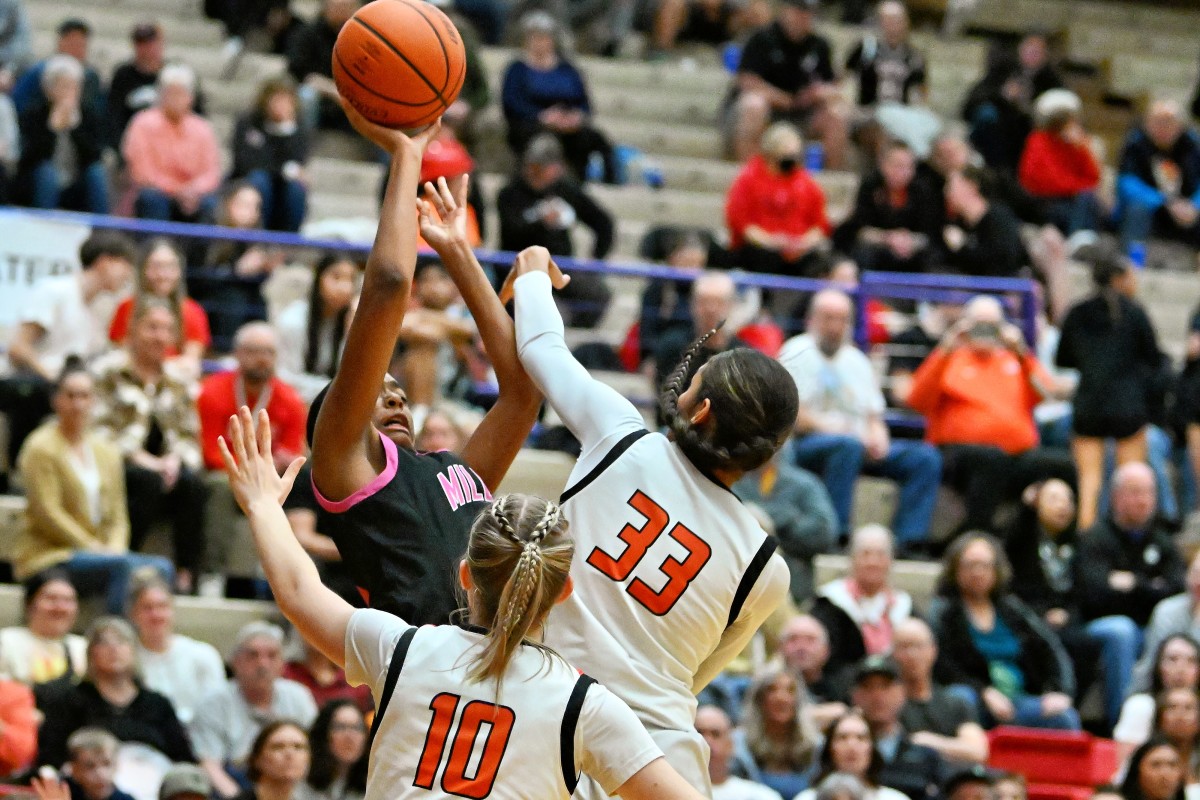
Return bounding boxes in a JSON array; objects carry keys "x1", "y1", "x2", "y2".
[
  {"x1": 659, "y1": 328, "x2": 799, "y2": 476},
  {"x1": 466, "y1": 494, "x2": 574, "y2": 687}
]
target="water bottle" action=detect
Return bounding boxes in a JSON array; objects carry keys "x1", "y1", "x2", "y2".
[
  {"x1": 804, "y1": 143, "x2": 824, "y2": 172},
  {"x1": 642, "y1": 158, "x2": 665, "y2": 190},
  {"x1": 722, "y1": 42, "x2": 742, "y2": 73},
  {"x1": 1127, "y1": 241, "x2": 1147, "y2": 270},
  {"x1": 585, "y1": 152, "x2": 605, "y2": 183}
]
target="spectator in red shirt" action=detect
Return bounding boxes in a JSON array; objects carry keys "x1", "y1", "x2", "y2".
[
  {"x1": 197, "y1": 322, "x2": 305, "y2": 472},
  {"x1": 907, "y1": 295, "x2": 1075, "y2": 533},
  {"x1": 726, "y1": 121, "x2": 831, "y2": 277},
  {"x1": 109, "y1": 238, "x2": 211, "y2": 379},
  {"x1": 122, "y1": 64, "x2": 221, "y2": 223},
  {"x1": 1018, "y1": 89, "x2": 1102, "y2": 236}
]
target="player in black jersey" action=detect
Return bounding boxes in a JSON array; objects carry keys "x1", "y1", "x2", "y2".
[{"x1": 306, "y1": 104, "x2": 557, "y2": 624}]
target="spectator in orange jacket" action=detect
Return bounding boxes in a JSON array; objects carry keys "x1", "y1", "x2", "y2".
[
  {"x1": 726, "y1": 121, "x2": 831, "y2": 278},
  {"x1": 1018, "y1": 89, "x2": 1102, "y2": 236},
  {"x1": 907, "y1": 295, "x2": 1075, "y2": 532},
  {"x1": 0, "y1": 676, "x2": 36, "y2": 777},
  {"x1": 197, "y1": 323, "x2": 305, "y2": 472}
]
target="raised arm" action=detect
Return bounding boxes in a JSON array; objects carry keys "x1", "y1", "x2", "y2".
[
  {"x1": 511, "y1": 248, "x2": 645, "y2": 467},
  {"x1": 221, "y1": 408, "x2": 353, "y2": 666},
  {"x1": 311, "y1": 104, "x2": 440, "y2": 502},
  {"x1": 418, "y1": 177, "x2": 541, "y2": 490}
]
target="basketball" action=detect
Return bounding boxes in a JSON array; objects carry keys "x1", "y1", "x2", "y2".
[{"x1": 332, "y1": 0, "x2": 467, "y2": 131}]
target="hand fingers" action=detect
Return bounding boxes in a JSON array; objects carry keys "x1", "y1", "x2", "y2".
[
  {"x1": 281, "y1": 456, "x2": 307, "y2": 494},
  {"x1": 454, "y1": 173, "x2": 470, "y2": 207},
  {"x1": 422, "y1": 181, "x2": 448, "y2": 217},
  {"x1": 228, "y1": 413, "x2": 249, "y2": 471},
  {"x1": 257, "y1": 408, "x2": 272, "y2": 460},
  {"x1": 436, "y1": 176, "x2": 456, "y2": 213},
  {"x1": 218, "y1": 436, "x2": 238, "y2": 476},
  {"x1": 238, "y1": 407, "x2": 258, "y2": 461}
]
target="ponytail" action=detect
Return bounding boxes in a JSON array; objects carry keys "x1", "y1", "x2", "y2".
[{"x1": 466, "y1": 495, "x2": 574, "y2": 687}]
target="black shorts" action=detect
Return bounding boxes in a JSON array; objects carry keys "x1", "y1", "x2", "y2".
[{"x1": 1072, "y1": 411, "x2": 1146, "y2": 440}]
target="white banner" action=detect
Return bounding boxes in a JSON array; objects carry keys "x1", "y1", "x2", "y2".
[{"x1": 0, "y1": 210, "x2": 93, "y2": 338}]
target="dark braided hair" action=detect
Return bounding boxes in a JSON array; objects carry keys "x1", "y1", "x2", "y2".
[
  {"x1": 659, "y1": 329, "x2": 799, "y2": 475},
  {"x1": 466, "y1": 494, "x2": 573, "y2": 688}
]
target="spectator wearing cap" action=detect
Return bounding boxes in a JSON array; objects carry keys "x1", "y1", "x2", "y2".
[
  {"x1": 0, "y1": 0, "x2": 32, "y2": 92},
  {"x1": 11, "y1": 18, "x2": 103, "y2": 115},
  {"x1": 123, "y1": 64, "x2": 221, "y2": 222},
  {"x1": 725, "y1": 0, "x2": 847, "y2": 166},
  {"x1": 780, "y1": 290, "x2": 941, "y2": 551},
  {"x1": 159, "y1": 763, "x2": 212, "y2": 800},
  {"x1": 941, "y1": 765, "x2": 995, "y2": 800},
  {"x1": 726, "y1": 122, "x2": 831, "y2": 278},
  {"x1": 1114, "y1": 99, "x2": 1200, "y2": 250},
  {"x1": 189, "y1": 621, "x2": 317, "y2": 799},
  {"x1": 287, "y1": 0, "x2": 356, "y2": 134},
  {"x1": 811, "y1": 526, "x2": 914, "y2": 677},
  {"x1": 850, "y1": 655, "x2": 945, "y2": 800},
  {"x1": 931, "y1": 532, "x2": 1080, "y2": 731},
  {"x1": 496, "y1": 134, "x2": 614, "y2": 328},
  {"x1": 695, "y1": 704, "x2": 784, "y2": 800},
  {"x1": 501, "y1": 12, "x2": 616, "y2": 183},
  {"x1": 891, "y1": 618, "x2": 988, "y2": 765},
  {"x1": 777, "y1": 615, "x2": 851, "y2": 729},
  {"x1": 16, "y1": 54, "x2": 109, "y2": 213},
  {"x1": 1018, "y1": 89, "x2": 1102, "y2": 236},
  {"x1": 107, "y1": 23, "x2": 211, "y2": 146},
  {"x1": 907, "y1": 295, "x2": 1076, "y2": 532}
]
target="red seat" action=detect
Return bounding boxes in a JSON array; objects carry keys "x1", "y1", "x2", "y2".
[
  {"x1": 1026, "y1": 784, "x2": 1094, "y2": 800},
  {"x1": 987, "y1": 727, "x2": 1118, "y2": 786}
]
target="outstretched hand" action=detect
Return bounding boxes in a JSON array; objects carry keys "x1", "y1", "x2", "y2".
[
  {"x1": 419, "y1": 175, "x2": 471, "y2": 251},
  {"x1": 218, "y1": 407, "x2": 306, "y2": 513},
  {"x1": 31, "y1": 773, "x2": 70, "y2": 800},
  {"x1": 339, "y1": 97, "x2": 442, "y2": 157},
  {"x1": 498, "y1": 245, "x2": 571, "y2": 305}
]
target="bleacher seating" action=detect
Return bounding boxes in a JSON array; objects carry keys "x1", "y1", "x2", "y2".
[{"x1": 987, "y1": 728, "x2": 1119, "y2": 797}]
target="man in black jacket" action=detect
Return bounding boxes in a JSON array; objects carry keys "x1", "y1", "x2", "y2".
[
  {"x1": 1077, "y1": 462, "x2": 1185, "y2": 629},
  {"x1": 497, "y1": 134, "x2": 614, "y2": 328},
  {"x1": 851, "y1": 655, "x2": 946, "y2": 800}
]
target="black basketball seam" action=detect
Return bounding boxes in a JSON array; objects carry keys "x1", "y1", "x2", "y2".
[
  {"x1": 351, "y1": 13, "x2": 448, "y2": 106},
  {"x1": 334, "y1": 50, "x2": 441, "y2": 107},
  {"x1": 402, "y1": 0, "x2": 454, "y2": 94}
]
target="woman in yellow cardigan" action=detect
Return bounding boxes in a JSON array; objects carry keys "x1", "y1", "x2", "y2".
[{"x1": 15, "y1": 365, "x2": 173, "y2": 614}]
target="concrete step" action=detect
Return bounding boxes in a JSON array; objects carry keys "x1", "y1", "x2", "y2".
[
  {"x1": 1104, "y1": 53, "x2": 1197, "y2": 100},
  {"x1": 25, "y1": 0, "x2": 206, "y2": 18},
  {"x1": 27, "y1": 4, "x2": 221, "y2": 46}
]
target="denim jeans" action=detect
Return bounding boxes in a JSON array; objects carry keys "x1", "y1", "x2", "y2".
[
  {"x1": 30, "y1": 160, "x2": 109, "y2": 213},
  {"x1": 135, "y1": 187, "x2": 218, "y2": 222},
  {"x1": 948, "y1": 683, "x2": 1081, "y2": 730},
  {"x1": 243, "y1": 169, "x2": 307, "y2": 232},
  {"x1": 790, "y1": 434, "x2": 941, "y2": 543},
  {"x1": 63, "y1": 551, "x2": 175, "y2": 615},
  {"x1": 1044, "y1": 192, "x2": 1101, "y2": 236},
  {"x1": 1085, "y1": 615, "x2": 1142, "y2": 727}
]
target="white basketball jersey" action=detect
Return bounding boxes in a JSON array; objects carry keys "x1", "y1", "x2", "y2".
[
  {"x1": 545, "y1": 430, "x2": 789, "y2": 734},
  {"x1": 344, "y1": 610, "x2": 662, "y2": 800}
]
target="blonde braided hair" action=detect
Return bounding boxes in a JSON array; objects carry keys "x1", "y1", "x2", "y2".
[{"x1": 466, "y1": 494, "x2": 573, "y2": 686}]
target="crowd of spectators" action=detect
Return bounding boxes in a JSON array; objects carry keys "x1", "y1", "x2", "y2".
[{"x1": 4, "y1": 0, "x2": 1200, "y2": 798}]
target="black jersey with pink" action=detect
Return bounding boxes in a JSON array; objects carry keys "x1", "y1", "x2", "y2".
[{"x1": 313, "y1": 432, "x2": 493, "y2": 625}]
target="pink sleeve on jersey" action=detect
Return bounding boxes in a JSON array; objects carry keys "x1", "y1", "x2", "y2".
[{"x1": 313, "y1": 432, "x2": 399, "y2": 513}]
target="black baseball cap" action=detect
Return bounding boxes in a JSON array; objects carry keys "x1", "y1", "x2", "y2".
[
  {"x1": 853, "y1": 654, "x2": 900, "y2": 684},
  {"x1": 942, "y1": 765, "x2": 996, "y2": 797},
  {"x1": 132, "y1": 22, "x2": 162, "y2": 43},
  {"x1": 57, "y1": 18, "x2": 91, "y2": 36}
]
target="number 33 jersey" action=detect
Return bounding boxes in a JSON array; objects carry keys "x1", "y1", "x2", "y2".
[
  {"x1": 345, "y1": 609, "x2": 663, "y2": 800},
  {"x1": 544, "y1": 429, "x2": 791, "y2": 733}
]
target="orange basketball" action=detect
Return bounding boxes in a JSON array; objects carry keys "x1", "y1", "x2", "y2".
[{"x1": 332, "y1": 0, "x2": 467, "y2": 130}]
